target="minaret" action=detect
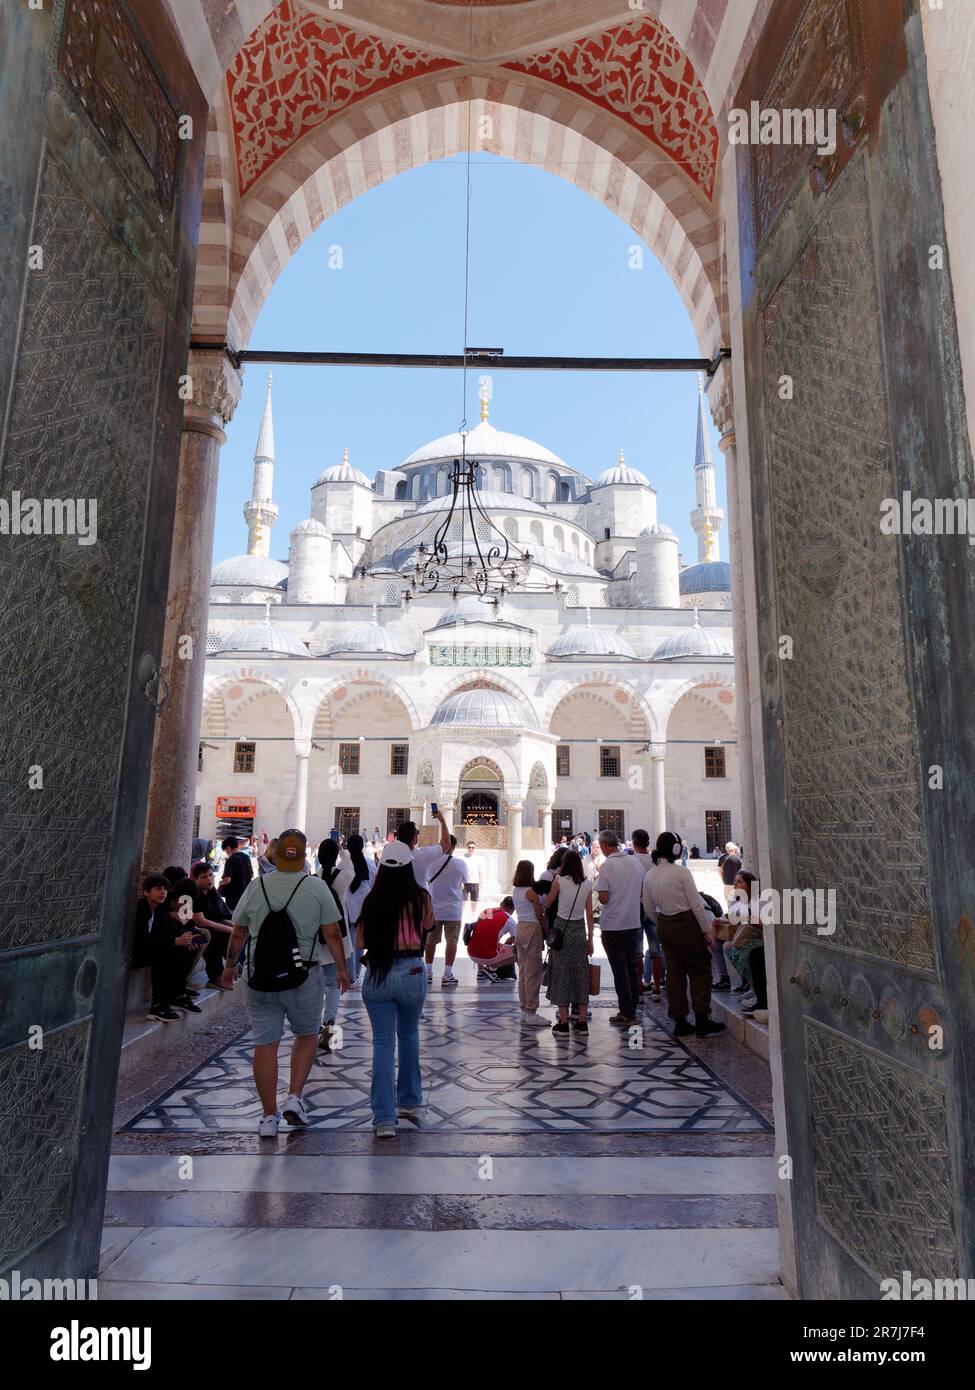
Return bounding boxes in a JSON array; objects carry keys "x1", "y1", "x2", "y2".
[
  {"x1": 244, "y1": 372, "x2": 279, "y2": 557},
  {"x1": 690, "y1": 374, "x2": 724, "y2": 563}
]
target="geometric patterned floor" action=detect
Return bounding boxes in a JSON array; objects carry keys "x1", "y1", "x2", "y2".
[{"x1": 123, "y1": 983, "x2": 771, "y2": 1135}]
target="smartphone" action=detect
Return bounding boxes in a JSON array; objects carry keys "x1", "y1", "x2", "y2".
[
  {"x1": 330, "y1": 829, "x2": 340, "y2": 842},
  {"x1": 431, "y1": 801, "x2": 439, "y2": 815}
]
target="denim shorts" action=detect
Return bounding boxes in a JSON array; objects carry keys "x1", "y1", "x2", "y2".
[{"x1": 242, "y1": 964, "x2": 325, "y2": 1046}]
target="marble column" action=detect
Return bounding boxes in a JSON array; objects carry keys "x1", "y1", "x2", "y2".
[
  {"x1": 539, "y1": 803, "x2": 553, "y2": 851},
  {"x1": 143, "y1": 352, "x2": 242, "y2": 871},
  {"x1": 650, "y1": 745, "x2": 667, "y2": 841},
  {"x1": 711, "y1": 365, "x2": 759, "y2": 864},
  {"x1": 293, "y1": 745, "x2": 311, "y2": 834},
  {"x1": 507, "y1": 800, "x2": 524, "y2": 879}
]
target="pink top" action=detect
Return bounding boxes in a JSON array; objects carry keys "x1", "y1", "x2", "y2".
[{"x1": 395, "y1": 906, "x2": 425, "y2": 952}]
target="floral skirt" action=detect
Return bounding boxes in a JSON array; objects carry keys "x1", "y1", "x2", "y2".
[{"x1": 545, "y1": 918, "x2": 589, "y2": 1007}]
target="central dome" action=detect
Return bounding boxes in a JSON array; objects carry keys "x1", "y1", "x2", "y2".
[
  {"x1": 431, "y1": 687, "x2": 536, "y2": 730},
  {"x1": 401, "y1": 419, "x2": 566, "y2": 470}
]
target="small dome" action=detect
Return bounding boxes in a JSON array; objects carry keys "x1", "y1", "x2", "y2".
[
  {"x1": 315, "y1": 449, "x2": 370, "y2": 487},
  {"x1": 324, "y1": 616, "x2": 414, "y2": 657},
  {"x1": 212, "y1": 619, "x2": 308, "y2": 658},
  {"x1": 401, "y1": 418, "x2": 566, "y2": 470},
  {"x1": 415, "y1": 488, "x2": 545, "y2": 515},
  {"x1": 434, "y1": 595, "x2": 517, "y2": 628},
  {"x1": 679, "y1": 560, "x2": 732, "y2": 594},
  {"x1": 548, "y1": 623, "x2": 637, "y2": 660},
  {"x1": 291, "y1": 518, "x2": 330, "y2": 539},
  {"x1": 652, "y1": 616, "x2": 732, "y2": 661},
  {"x1": 594, "y1": 451, "x2": 650, "y2": 488},
  {"x1": 640, "y1": 522, "x2": 678, "y2": 540},
  {"x1": 431, "y1": 687, "x2": 536, "y2": 730},
  {"x1": 211, "y1": 554, "x2": 289, "y2": 589}
]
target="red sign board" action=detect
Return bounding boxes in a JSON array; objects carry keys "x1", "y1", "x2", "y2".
[{"x1": 216, "y1": 797, "x2": 257, "y2": 818}]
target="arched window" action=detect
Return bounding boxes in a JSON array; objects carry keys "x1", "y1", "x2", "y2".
[
  {"x1": 547, "y1": 470, "x2": 560, "y2": 501},
  {"x1": 410, "y1": 474, "x2": 420, "y2": 501},
  {"x1": 529, "y1": 520, "x2": 544, "y2": 546},
  {"x1": 492, "y1": 462, "x2": 510, "y2": 492},
  {"x1": 395, "y1": 479, "x2": 407, "y2": 501},
  {"x1": 571, "y1": 533, "x2": 580, "y2": 557},
  {"x1": 522, "y1": 467, "x2": 538, "y2": 500},
  {"x1": 584, "y1": 542, "x2": 592, "y2": 564},
  {"x1": 503, "y1": 517, "x2": 519, "y2": 542},
  {"x1": 553, "y1": 525, "x2": 565, "y2": 552},
  {"x1": 437, "y1": 467, "x2": 450, "y2": 496}
]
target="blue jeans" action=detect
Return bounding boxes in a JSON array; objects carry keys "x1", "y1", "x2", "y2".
[
  {"x1": 322, "y1": 961, "x2": 340, "y2": 1025},
  {"x1": 362, "y1": 957, "x2": 427, "y2": 1125}
]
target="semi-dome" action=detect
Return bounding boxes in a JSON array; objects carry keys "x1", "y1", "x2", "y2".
[
  {"x1": 548, "y1": 621, "x2": 637, "y2": 660},
  {"x1": 315, "y1": 449, "x2": 370, "y2": 487},
  {"x1": 212, "y1": 618, "x2": 308, "y2": 657},
  {"x1": 323, "y1": 617, "x2": 414, "y2": 657},
  {"x1": 211, "y1": 554, "x2": 289, "y2": 589},
  {"x1": 431, "y1": 687, "x2": 536, "y2": 729},
  {"x1": 291, "y1": 518, "x2": 330, "y2": 538},
  {"x1": 415, "y1": 487, "x2": 545, "y2": 515},
  {"x1": 640, "y1": 522, "x2": 678, "y2": 540},
  {"x1": 401, "y1": 418, "x2": 566, "y2": 470},
  {"x1": 594, "y1": 451, "x2": 650, "y2": 488},
  {"x1": 652, "y1": 615, "x2": 732, "y2": 661},
  {"x1": 434, "y1": 595, "x2": 517, "y2": 627},
  {"x1": 678, "y1": 559, "x2": 732, "y2": 594}
]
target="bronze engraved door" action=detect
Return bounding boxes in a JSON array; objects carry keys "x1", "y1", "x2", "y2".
[
  {"x1": 737, "y1": 0, "x2": 975, "y2": 1297},
  {"x1": 0, "y1": 0, "x2": 204, "y2": 1279}
]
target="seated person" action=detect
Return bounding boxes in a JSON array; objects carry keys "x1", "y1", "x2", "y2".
[
  {"x1": 160, "y1": 874, "x2": 231, "y2": 1008},
  {"x1": 190, "y1": 860, "x2": 235, "y2": 986},
  {"x1": 467, "y1": 902, "x2": 517, "y2": 982},
  {"x1": 133, "y1": 873, "x2": 206, "y2": 1023}
]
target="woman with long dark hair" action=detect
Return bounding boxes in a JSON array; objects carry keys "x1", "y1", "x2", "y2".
[
  {"x1": 642, "y1": 831, "x2": 725, "y2": 1039},
  {"x1": 344, "y1": 832, "x2": 375, "y2": 989},
  {"x1": 355, "y1": 840, "x2": 433, "y2": 1138}
]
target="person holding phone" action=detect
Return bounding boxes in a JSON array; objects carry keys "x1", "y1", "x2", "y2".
[{"x1": 394, "y1": 806, "x2": 451, "y2": 889}]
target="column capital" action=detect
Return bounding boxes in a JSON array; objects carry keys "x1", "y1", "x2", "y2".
[
  {"x1": 184, "y1": 349, "x2": 243, "y2": 434},
  {"x1": 294, "y1": 740, "x2": 312, "y2": 758},
  {"x1": 649, "y1": 742, "x2": 667, "y2": 761},
  {"x1": 705, "y1": 358, "x2": 735, "y2": 440}
]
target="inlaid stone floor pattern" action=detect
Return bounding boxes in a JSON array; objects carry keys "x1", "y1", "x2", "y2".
[{"x1": 124, "y1": 985, "x2": 770, "y2": 1135}]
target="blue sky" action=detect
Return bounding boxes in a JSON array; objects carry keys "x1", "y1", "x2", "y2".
[{"x1": 213, "y1": 152, "x2": 725, "y2": 568}]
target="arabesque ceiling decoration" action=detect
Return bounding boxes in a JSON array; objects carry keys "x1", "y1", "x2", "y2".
[
  {"x1": 227, "y1": 0, "x2": 458, "y2": 195},
  {"x1": 227, "y1": 3, "x2": 717, "y2": 202},
  {"x1": 503, "y1": 17, "x2": 718, "y2": 198}
]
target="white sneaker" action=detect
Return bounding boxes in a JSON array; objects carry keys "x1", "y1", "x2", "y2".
[
  {"x1": 282, "y1": 1093, "x2": 308, "y2": 1127},
  {"x1": 441, "y1": 973, "x2": 458, "y2": 989},
  {"x1": 425, "y1": 970, "x2": 434, "y2": 985},
  {"x1": 521, "y1": 1011, "x2": 550, "y2": 1028},
  {"x1": 258, "y1": 1113, "x2": 280, "y2": 1137},
  {"x1": 374, "y1": 1122, "x2": 397, "y2": 1139}
]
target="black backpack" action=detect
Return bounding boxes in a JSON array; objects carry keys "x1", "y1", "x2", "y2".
[{"x1": 247, "y1": 875, "x2": 314, "y2": 993}]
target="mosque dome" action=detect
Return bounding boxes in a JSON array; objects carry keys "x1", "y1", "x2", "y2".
[
  {"x1": 323, "y1": 615, "x2": 414, "y2": 657},
  {"x1": 652, "y1": 614, "x2": 732, "y2": 661},
  {"x1": 431, "y1": 687, "x2": 536, "y2": 730},
  {"x1": 213, "y1": 618, "x2": 308, "y2": 657},
  {"x1": 548, "y1": 618, "x2": 637, "y2": 659},
  {"x1": 315, "y1": 449, "x2": 370, "y2": 486},
  {"x1": 678, "y1": 559, "x2": 732, "y2": 595},
  {"x1": 594, "y1": 451, "x2": 650, "y2": 488},
  {"x1": 291, "y1": 518, "x2": 330, "y2": 538},
  {"x1": 211, "y1": 554, "x2": 289, "y2": 588},
  {"x1": 401, "y1": 418, "x2": 566, "y2": 470},
  {"x1": 640, "y1": 522, "x2": 678, "y2": 540},
  {"x1": 434, "y1": 595, "x2": 517, "y2": 627}
]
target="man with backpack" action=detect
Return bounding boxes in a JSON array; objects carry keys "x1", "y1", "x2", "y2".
[{"x1": 221, "y1": 828, "x2": 347, "y2": 1136}]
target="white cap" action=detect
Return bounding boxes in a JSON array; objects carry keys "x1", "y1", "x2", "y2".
[{"x1": 380, "y1": 840, "x2": 414, "y2": 869}]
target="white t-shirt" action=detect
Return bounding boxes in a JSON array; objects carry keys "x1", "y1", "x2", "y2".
[
  {"x1": 427, "y1": 852, "x2": 469, "y2": 921},
  {"x1": 462, "y1": 853, "x2": 482, "y2": 885},
  {"x1": 345, "y1": 856, "x2": 376, "y2": 929},
  {"x1": 595, "y1": 850, "x2": 647, "y2": 932},
  {"x1": 412, "y1": 843, "x2": 449, "y2": 891},
  {"x1": 512, "y1": 886, "x2": 540, "y2": 925},
  {"x1": 552, "y1": 874, "x2": 589, "y2": 921}
]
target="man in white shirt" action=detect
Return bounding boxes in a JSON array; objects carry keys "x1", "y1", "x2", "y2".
[
  {"x1": 423, "y1": 835, "x2": 470, "y2": 988},
  {"x1": 395, "y1": 807, "x2": 451, "y2": 888},
  {"x1": 461, "y1": 840, "x2": 482, "y2": 925},
  {"x1": 595, "y1": 829, "x2": 647, "y2": 1026},
  {"x1": 631, "y1": 827, "x2": 663, "y2": 998}
]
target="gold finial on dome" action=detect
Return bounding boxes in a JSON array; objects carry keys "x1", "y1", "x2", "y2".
[
  {"x1": 479, "y1": 380, "x2": 490, "y2": 423},
  {"x1": 618, "y1": 449, "x2": 625, "y2": 467},
  {"x1": 342, "y1": 447, "x2": 350, "y2": 467}
]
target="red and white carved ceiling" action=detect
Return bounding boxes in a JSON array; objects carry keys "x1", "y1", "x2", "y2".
[{"x1": 227, "y1": 0, "x2": 718, "y2": 200}]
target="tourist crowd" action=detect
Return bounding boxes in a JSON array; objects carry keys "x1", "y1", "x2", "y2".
[{"x1": 132, "y1": 816, "x2": 763, "y2": 1139}]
